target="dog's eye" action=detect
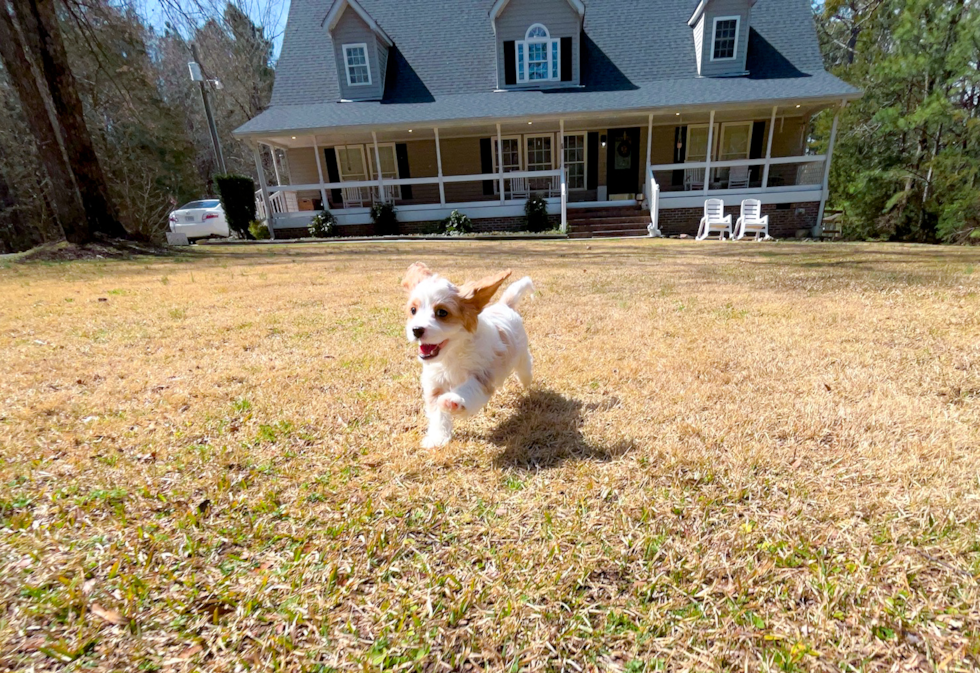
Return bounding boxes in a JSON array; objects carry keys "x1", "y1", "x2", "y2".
[
  {"x1": 435, "y1": 308, "x2": 449, "y2": 318},
  {"x1": 410, "y1": 306, "x2": 417, "y2": 315}
]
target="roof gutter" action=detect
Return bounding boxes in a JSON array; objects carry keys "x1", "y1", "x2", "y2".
[{"x1": 232, "y1": 92, "x2": 862, "y2": 139}]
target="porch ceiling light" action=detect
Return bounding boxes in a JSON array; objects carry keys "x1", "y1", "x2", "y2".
[
  {"x1": 291, "y1": 136, "x2": 297, "y2": 139},
  {"x1": 528, "y1": 121, "x2": 533, "y2": 125},
  {"x1": 600, "y1": 134, "x2": 607, "y2": 147}
]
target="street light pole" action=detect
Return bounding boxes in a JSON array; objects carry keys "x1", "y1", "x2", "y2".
[{"x1": 189, "y1": 43, "x2": 226, "y2": 175}]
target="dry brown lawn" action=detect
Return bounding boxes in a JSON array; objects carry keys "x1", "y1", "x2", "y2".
[{"x1": 1, "y1": 239, "x2": 979, "y2": 672}]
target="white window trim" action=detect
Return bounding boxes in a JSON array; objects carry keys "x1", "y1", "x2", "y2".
[
  {"x1": 516, "y1": 24, "x2": 561, "y2": 84},
  {"x1": 709, "y1": 16, "x2": 740, "y2": 62},
  {"x1": 342, "y1": 43, "x2": 372, "y2": 86},
  {"x1": 562, "y1": 133, "x2": 588, "y2": 192},
  {"x1": 685, "y1": 123, "x2": 719, "y2": 162},
  {"x1": 718, "y1": 122, "x2": 753, "y2": 162},
  {"x1": 525, "y1": 133, "x2": 556, "y2": 171},
  {"x1": 335, "y1": 144, "x2": 368, "y2": 181},
  {"x1": 490, "y1": 135, "x2": 524, "y2": 175}
]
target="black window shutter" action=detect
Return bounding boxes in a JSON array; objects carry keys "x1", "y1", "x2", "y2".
[
  {"x1": 480, "y1": 138, "x2": 494, "y2": 195},
  {"x1": 749, "y1": 120, "x2": 766, "y2": 183},
  {"x1": 672, "y1": 126, "x2": 687, "y2": 187},
  {"x1": 503, "y1": 41, "x2": 516, "y2": 85},
  {"x1": 586, "y1": 132, "x2": 599, "y2": 190},
  {"x1": 395, "y1": 143, "x2": 412, "y2": 200},
  {"x1": 560, "y1": 37, "x2": 572, "y2": 81},
  {"x1": 324, "y1": 148, "x2": 342, "y2": 204}
]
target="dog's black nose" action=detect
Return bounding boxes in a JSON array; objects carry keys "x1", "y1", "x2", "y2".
[{"x1": 412, "y1": 327, "x2": 425, "y2": 338}]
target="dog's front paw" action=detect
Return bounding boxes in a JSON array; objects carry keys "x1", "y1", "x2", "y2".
[
  {"x1": 422, "y1": 433, "x2": 451, "y2": 449},
  {"x1": 437, "y1": 392, "x2": 466, "y2": 414}
]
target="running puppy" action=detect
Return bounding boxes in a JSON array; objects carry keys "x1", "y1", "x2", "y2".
[{"x1": 402, "y1": 262, "x2": 534, "y2": 448}]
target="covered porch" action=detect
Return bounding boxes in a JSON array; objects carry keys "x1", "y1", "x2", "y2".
[{"x1": 247, "y1": 99, "x2": 844, "y2": 238}]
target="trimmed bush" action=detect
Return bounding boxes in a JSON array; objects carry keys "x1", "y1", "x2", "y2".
[
  {"x1": 371, "y1": 202, "x2": 398, "y2": 236},
  {"x1": 440, "y1": 210, "x2": 473, "y2": 236},
  {"x1": 248, "y1": 220, "x2": 270, "y2": 240},
  {"x1": 308, "y1": 211, "x2": 337, "y2": 238},
  {"x1": 523, "y1": 196, "x2": 549, "y2": 232},
  {"x1": 215, "y1": 174, "x2": 257, "y2": 239}
]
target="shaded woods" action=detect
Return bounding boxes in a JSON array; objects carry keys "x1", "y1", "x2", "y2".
[
  {"x1": 0, "y1": 0, "x2": 277, "y2": 252},
  {"x1": 814, "y1": 0, "x2": 980, "y2": 243}
]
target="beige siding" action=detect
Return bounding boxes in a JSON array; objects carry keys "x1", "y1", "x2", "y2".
[
  {"x1": 771, "y1": 117, "x2": 807, "y2": 157},
  {"x1": 440, "y1": 137, "x2": 486, "y2": 202},
  {"x1": 496, "y1": 0, "x2": 580, "y2": 89}
]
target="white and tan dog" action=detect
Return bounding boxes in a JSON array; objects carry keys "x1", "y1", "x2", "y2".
[{"x1": 402, "y1": 262, "x2": 534, "y2": 448}]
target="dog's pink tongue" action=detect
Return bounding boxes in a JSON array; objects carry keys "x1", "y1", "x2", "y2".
[{"x1": 420, "y1": 343, "x2": 438, "y2": 356}]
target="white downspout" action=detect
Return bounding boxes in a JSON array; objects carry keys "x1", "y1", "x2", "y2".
[{"x1": 434, "y1": 127, "x2": 446, "y2": 206}]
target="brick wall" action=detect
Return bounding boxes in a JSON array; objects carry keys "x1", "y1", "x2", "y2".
[
  {"x1": 274, "y1": 214, "x2": 560, "y2": 239},
  {"x1": 659, "y1": 202, "x2": 820, "y2": 238}
]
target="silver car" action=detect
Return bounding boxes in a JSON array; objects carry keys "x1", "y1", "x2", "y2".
[{"x1": 168, "y1": 199, "x2": 230, "y2": 240}]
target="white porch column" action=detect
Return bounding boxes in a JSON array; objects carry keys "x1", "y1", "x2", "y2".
[
  {"x1": 815, "y1": 101, "x2": 845, "y2": 237},
  {"x1": 645, "y1": 113, "x2": 653, "y2": 174},
  {"x1": 645, "y1": 112, "x2": 653, "y2": 204},
  {"x1": 371, "y1": 131, "x2": 385, "y2": 202},
  {"x1": 434, "y1": 127, "x2": 446, "y2": 205},
  {"x1": 496, "y1": 123, "x2": 505, "y2": 204},
  {"x1": 761, "y1": 105, "x2": 777, "y2": 189},
  {"x1": 703, "y1": 110, "x2": 715, "y2": 196},
  {"x1": 269, "y1": 144, "x2": 283, "y2": 186},
  {"x1": 312, "y1": 136, "x2": 329, "y2": 209},
  {"x1": 251, "y1": 142, "x2": 275, "y2": 240},
  {"x1": 559, "y1": 119, "x2": 565, "y2": 176}
]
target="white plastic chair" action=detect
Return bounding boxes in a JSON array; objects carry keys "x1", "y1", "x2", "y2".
[
  {"x1": 684, "y1": 167, "x2": 705, "y2": 191},
  {"x1": 509, "y1": 177, "x2": 529, "y2": 201},
  {"x1": 728, "y1": 165, "x2": 750, "y2": 189},
  {"x1": 696, "y1": 198, "x2": 732, "y2": 240},
  {"x1": 733, "y1": 199, "x2": 772, "y2": 240}
]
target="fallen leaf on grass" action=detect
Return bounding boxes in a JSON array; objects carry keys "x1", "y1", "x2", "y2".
[
  {"x1": 91, "y1": 603, "x2": 130, "y2": 626},
  {"x1": 179, "y1": 644, "x2": 203, "y2": 659}
]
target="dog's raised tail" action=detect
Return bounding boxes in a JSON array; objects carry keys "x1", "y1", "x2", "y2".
[{"x1": 499, "y1": 276, "x2": 534, "y2": 309}]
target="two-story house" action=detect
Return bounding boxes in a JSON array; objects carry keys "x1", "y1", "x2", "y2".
[{"x1": 234, "y1": 0, "x2": 860, "y2": 238}]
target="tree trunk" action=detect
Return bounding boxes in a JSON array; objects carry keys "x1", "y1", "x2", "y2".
[
  {"x1": 0, "y1": 3, "x2": 85, "y2": 243},
  {"x1": 12, "y1": 0, "x2": 128, "y2": 240}
]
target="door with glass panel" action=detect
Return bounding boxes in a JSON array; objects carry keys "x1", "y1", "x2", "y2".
[
  {"x1": 526, "y1": 135, "x2": 554, "y2": 193},
  {"x1": 492, "y1": 138, "x2": 522, "y2": 197},
  {"x1": 336, "y1": 145, "x2": 369, "y2": 206},
  {"x1": 367, "y1": 144, "x2": 401, "y2": 201},
  {"x1": 684, "y1": 125, "x2": 716, "y2": 191},
  {"x1": 717, "y1": 122, "x2": 752, "y2": 186},
  {"x1": 563, "y1": 134, "x2": 586, "y2": 193}
]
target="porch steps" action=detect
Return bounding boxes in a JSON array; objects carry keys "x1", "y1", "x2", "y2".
[{"x1": 566, "y1": 206, "x2": 652, "y2": 239}]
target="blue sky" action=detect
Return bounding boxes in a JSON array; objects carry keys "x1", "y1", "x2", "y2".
[{"x1": 139, "y1": 0, "x2": 291, "y2": 59}]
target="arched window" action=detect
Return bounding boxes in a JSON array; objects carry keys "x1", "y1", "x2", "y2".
[
  {"x1": 516, "y1": 23, "x2": 560, "y2": 83},
  {"x1": 525, "y1": 24, "x2": 549, "y2": 39}
]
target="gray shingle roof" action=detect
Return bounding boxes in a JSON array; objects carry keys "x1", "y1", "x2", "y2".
[{"x1": 235, "y1": 0, "x2": 859, "y2": 136}]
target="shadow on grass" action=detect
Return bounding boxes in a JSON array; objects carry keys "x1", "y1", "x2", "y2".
[{"x1": 491, "y1": 388, "x2": 633, "y2": 469}]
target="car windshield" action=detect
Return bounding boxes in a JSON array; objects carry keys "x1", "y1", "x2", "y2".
[{"x1": 180, "y1": 200, "x2": 221, "y2": 210}]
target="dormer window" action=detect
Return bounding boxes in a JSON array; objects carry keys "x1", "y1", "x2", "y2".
[
  {"x1": 517, "y1": 24, "x2": 560, "y2": 83},
  {"x1": 710, "y1": 17, "x2": 739, "y2": 61},
  {"x1": 343, "y1": 43, "x2": 372, "y2": 86}
]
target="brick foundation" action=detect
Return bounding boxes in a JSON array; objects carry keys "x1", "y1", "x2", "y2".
[
  {"x1": 659, "y1": 202, "x2": 820, "y2": 238},
  {"x1": 274, "y1": 214, "x2": 560, "y2": 239}
]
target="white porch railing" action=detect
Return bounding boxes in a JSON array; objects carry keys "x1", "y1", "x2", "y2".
[
  {"x1": 255, "y1": 168, "x2": 567, "y2": 229},
  {"x1": 646, "y1": 166, "x2": 661, "y2": 237}
]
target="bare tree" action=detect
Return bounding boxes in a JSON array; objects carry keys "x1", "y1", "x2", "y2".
[
  {"x1": 0, "y1": 1, "x2": 86, "y2": 243},
  {"x1": 12, "y1": 0, "x2": 128, "y2": 239}
]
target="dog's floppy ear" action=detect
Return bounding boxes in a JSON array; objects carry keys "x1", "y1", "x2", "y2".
[
  {"x1": 401, "y1": 262, "x2": 433, "y2": 291},
  {"x1": 459, "y1": 269, "x2": 512, "y2": 316}
]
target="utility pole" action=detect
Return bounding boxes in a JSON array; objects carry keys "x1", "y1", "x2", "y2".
[{"x1": 189, "y1": 43, "x2": 226, "y2": 175}]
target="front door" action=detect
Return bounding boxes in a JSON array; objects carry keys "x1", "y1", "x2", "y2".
[{"x1": 606, "y1": 127, "x2": 641, "y2": 196}]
